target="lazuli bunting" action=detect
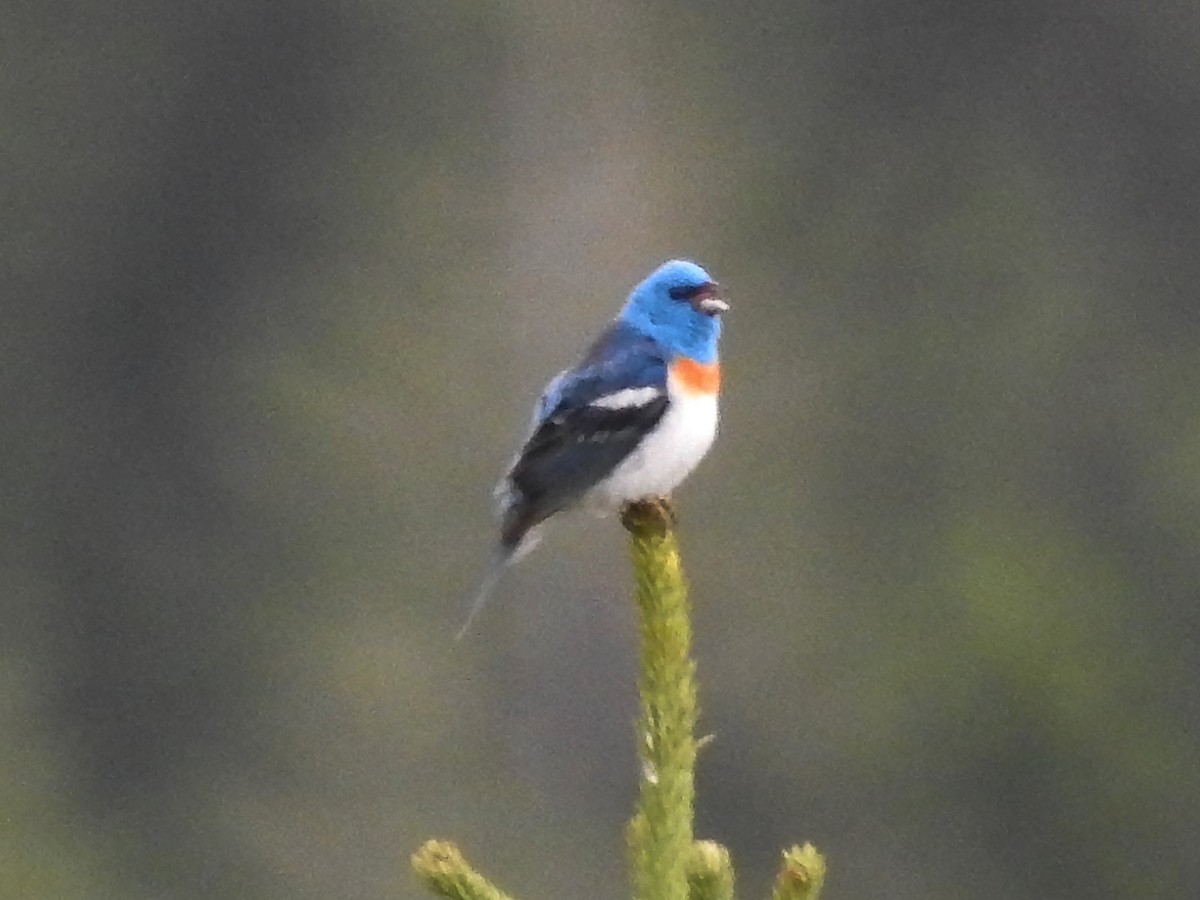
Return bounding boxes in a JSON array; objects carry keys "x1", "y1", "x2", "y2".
[{"x1": 460, "y1": 259, "x2": 728, "y2": 637}]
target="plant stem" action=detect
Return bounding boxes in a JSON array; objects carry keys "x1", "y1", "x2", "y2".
[
  {"x1": 411, "y1": 840, "x2": 516, "y2": 900},
  {"x1": 770, "y1": 844, "x2": 827, "y2": 900},
  {"x1": 622, "y1": 500, "x2": 698, "y2": 900}
]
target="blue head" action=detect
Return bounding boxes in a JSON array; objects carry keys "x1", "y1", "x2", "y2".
[{"x1": 618, "y1": 260, "x2": 728, "y2": 363}]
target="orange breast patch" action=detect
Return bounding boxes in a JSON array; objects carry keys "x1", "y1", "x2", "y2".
[{"x1": 671, "y1": 357, "x2": 721, "y2": 395}]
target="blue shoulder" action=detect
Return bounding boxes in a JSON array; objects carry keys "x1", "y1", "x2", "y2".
[{"x1": 534, "y1": 321, "x2": 667, "y2": 423}]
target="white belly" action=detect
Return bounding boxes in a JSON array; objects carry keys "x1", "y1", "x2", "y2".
[{"x1": 587, "y1": 378, "x2": 719, "y2": 508}]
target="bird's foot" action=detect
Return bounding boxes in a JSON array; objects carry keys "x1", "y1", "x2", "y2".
[{"x1": 620, "y1": 496, "x2": 677, "y2": 535}]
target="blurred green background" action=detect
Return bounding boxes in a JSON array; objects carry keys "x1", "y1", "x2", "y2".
[{"x1": 6, "y1": 2, "x2": 1200, "y2": 898}]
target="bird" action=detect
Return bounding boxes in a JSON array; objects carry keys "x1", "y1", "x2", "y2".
[{"x1": 458, "y1": 259, "x2": 728, "y2": 638}]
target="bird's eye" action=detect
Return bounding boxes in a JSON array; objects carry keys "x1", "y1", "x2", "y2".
[{"x1": 669, "y1": 284, "x2": 704, "y2": 301}]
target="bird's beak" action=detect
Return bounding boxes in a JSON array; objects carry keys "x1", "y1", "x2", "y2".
[{"x1": 693, "y1": 283, "x2": 729, "y2": 316}]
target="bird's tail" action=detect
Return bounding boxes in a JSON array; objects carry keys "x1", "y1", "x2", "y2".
[
  {"x1": 455, "y1": 544, "x2": 517, "y2": 641},
  {"x1": 457, "y1": 501, "x2": 544, "y2": 640}
]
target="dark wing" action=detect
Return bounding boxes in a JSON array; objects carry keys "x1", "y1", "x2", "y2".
[{"x1": 499, "y1": 322, "x2": 669, "y2": 546}]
